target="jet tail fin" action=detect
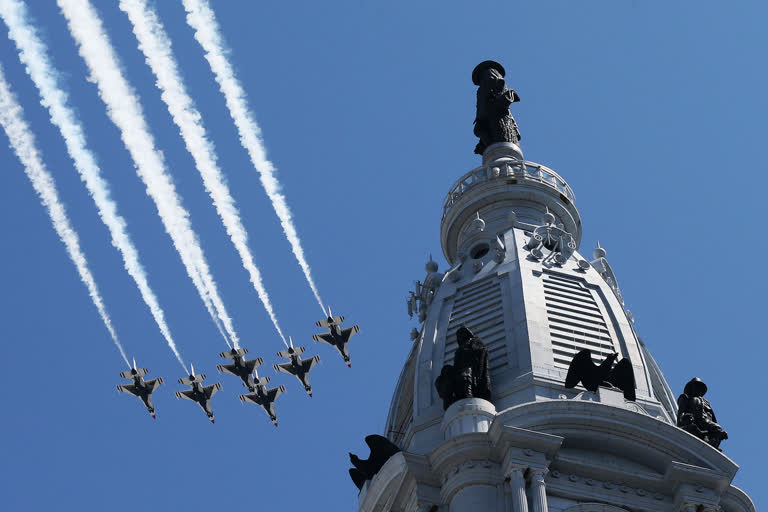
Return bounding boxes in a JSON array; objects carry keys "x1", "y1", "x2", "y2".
[
  {"x1": 316, "y1": 315, "x2": 345, "y2": 328},
  {"x1": 219, "y1": 348, "x2": 247, "y2": 359},
  {"x1": 277, "y1": 346, "x2": 305, "y2": 358},
  {"x1": 120, "y1": 368, "x2": 148, "y2": 379},
  {"x1": 178, "y1": 373, "x2": 206, "y2": 385}
]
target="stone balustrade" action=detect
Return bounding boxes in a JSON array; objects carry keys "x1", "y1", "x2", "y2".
[{"x1": 443, "y1": 159, "x2": 575, "y2": 218}]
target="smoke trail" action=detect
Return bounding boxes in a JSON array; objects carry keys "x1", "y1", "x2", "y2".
[
  {"x1": 119, "y1": 0, "x2": 287, "y2": 346},
  {"x1": 0, "y1": 0, "x2": 187, "y2": 369},
  {"x1": 56, "y1": 0, "x2": 240, "y2": 348},
  {"x1": 182, "y1": 0, "x2": 326, "y2": 315},
  {"x1": 0, "y1": 66, "x2": 130, "y2": 366}
]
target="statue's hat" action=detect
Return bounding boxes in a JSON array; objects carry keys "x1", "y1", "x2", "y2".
[
  {"x1": 684, "y1": 377, "x2": 708, "y2": 397},
  {"x1": 472, "y1": 60, "x2": 505, "y2": 85},
  {"x1": 457, "y1": 325, "x2": 474, "y2": 344}
]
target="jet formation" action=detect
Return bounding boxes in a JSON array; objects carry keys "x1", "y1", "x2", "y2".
[{"x1": 115, "y1": 311, "x2": 359, "y2": 425}]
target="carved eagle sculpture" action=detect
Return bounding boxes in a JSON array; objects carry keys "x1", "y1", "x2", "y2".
[
  {"x1": 564, "y1": 348, "x2": 636, "y2": 401},
  {"x1": 348, "y1": 434, "x2": 401, "y2": 490}
]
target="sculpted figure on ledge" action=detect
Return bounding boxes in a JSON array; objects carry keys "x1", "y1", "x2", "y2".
[
  {"x1": 677, "y1": 377, "x2": 728, "y2": 449},
  {"x1": 472, "y1": 60, "x2": 521, "y2": 155},
  {"x1": 435, "y1": 326, "x2": 491, "y2": 410},
  {"x1": 348, "y1": 435, "x2": 401, "y2": 490}
]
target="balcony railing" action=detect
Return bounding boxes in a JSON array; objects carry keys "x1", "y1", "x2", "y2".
[{"x1": 443, "y1": 160, "x2": 575, "y2": 218}]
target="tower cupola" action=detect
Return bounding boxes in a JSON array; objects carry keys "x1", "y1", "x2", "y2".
[{"x1": 356, "y1": 61, "x2": 754, "y2": 512}]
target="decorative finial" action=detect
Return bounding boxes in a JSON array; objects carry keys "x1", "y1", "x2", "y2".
[
  {"x1": 472, "y1": 60, "x2": 521, "y2": 155},
  {"x1": 425, "y1": 254, "x2": 438, "y2": 273},
  {"x1": 593, "y1": 241, "x2": 607, "y2": 259},
  {"x1": 543, "y1": 207, "x2": 556, "y2": 226},
  {"x1": 469, "y1": 211, "x2": 486, "y2": 232}
]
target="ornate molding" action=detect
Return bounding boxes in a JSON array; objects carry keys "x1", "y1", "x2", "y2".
[
  {"x1": 407, "y1": 257, "x2": 444, "y2": 323},
  {"x1": 548, "y1": 470, "x2": 667, "y2": 503},
  {"x1": 525, "y1": 211, "x2": 578, "y2": 266}
]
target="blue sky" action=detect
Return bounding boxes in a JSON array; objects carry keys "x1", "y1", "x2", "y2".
[{"x1": 0, "y1": 1, "x2": 765, "y2": 510}]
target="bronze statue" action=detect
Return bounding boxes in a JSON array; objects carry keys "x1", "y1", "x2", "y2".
[
  {"x1": 472, "y1": 60, "x2": 521, "y2": 155},
  {"x1": 676, "y1": 378, "x2": 728, "y2": 449},
  {"x1": 348, "y1": 435, "x2": 401, "y2": 490},
  {"x1": 564, "y1": 348, "x2": 636, "y2": 401},
  {"x1": 435, "y1": 326, "x2": 491, "y2": 409}
]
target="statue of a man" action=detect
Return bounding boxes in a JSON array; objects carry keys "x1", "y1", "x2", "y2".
[
  {"x1": 472, "y1": 60, "x2": 521, "y2": 155},
  {"x1": 676, "y1": 377, "x2": 728, "y2": 449},
  {"x1": 435, "y1": 326, "x2": 491, "y2": 409}
]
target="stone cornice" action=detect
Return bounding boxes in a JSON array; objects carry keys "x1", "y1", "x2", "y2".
[{"x1": 496, "y1": 400, "x2": 739, "y2": 479}]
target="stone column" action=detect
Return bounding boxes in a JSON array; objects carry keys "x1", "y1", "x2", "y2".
[
  {"x1": 529, "y1": 469, "x2": 548, "y2": 512},
  {"x1": 505, "y1": 468, "x2": 528, "y2": 512},
  {"x1": 440, "y1": 398, "x2": 497, "y2": 440}
]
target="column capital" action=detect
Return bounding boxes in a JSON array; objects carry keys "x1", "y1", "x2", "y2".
[
  {"x1": 504, "y1": 466, "x2": 527, "y2": 481},
  {"x1": 528, "y1": 468, "x2": 548, "y2": 482}
]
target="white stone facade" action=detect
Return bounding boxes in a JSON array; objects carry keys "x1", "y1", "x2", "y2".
[{"x1": 365, "y1": 143, "x2": 754, "y2": 512}]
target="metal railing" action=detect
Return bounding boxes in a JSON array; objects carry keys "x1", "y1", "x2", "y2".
[{"x1": 442, "y1": 160, "x2": 575, "y2": 217}]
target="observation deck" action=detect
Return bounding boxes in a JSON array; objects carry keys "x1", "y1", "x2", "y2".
[{"x1": 442, "y1": 159, "x2": 576, "y2": 218}]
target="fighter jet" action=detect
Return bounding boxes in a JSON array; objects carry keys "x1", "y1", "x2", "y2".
[
  {"x1": 216, "y1": 347, "x2": 264, "y2": 392},
  {"x1": 312, "y1": 307, "x2": 360, "y2": 367},
  {"x1": 273, "y1": 337, "x2": 320, "y2": 397},
  {"x1": 116, "y1": 359, "x2": 163, "y2": 419},
  {"x1": 239, "y1": 375, "x2": 286, "y2": 426},
  {"x1": 174, "y1": 365, "x2": 222, "y2": 423}
]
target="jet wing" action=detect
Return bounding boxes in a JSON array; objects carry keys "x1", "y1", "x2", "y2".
[
  {"x1": 244, "y1": 357, "x2": 264, "y2": 373},
  {"x1": 239, "y1": 393, "x2": 261, "y2": 406},
  {"x1": 273, "y1": 362, "x2": 295, "y2": 375},
  {"x1": 217, "y1": 363, "x2": 238, "y2": 376},
  {"x1": 267, "y1": 385, "x2": 286, "y2": 402},
  {"x1": 116, "y1": 384, "x2": 139, "y2": 396},
  {"x1": 301, "y1": 355, "x2": 320, "y2": 372},
  {"x1": 312, "y1": 332, "x2": 335, "y2": 346},
  {"x1": 204, "y1": 383, "x2": 222, "y2": 399},
  {"x1": 175, "y1": 389, "x2": 196, "y2": 401},
  {"x1": 341, "y1": 325, "x2": 360, "y2": 341},
  {"x1": 144, "y1": 378, "x2": 163, "y2": 392}
]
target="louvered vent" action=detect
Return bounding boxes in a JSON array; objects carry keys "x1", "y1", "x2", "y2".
[
  {"x1": 543, "y1": 273, "x2": 615, "y2": 368},
  {"x1": 445, "y1": 276, "x2": 507, "y2": 373}
]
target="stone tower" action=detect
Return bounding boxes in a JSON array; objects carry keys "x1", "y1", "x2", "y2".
[{"x1": 354, "y1": 63, "x2": 755, "y2": 512}]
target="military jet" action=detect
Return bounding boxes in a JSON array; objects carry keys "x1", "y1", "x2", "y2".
[
  {"x1": 174, "y1": 365, "x2": 222, "y2": 423},
  {"x1": 116, "y1": 359, "x2": 163, "y2": 419},
  {"x1": 273, "y1": 337, "x2": 320, "y2": 397},
  {"x1": 239, "y1": 375, "x2": 286, "y2": 426},
  {"x1": 312, "y1": 307, "x2": 360, "y2": 367},
  {"x1": 216, "y1": 347, "x2": 264, "y2": 392}
]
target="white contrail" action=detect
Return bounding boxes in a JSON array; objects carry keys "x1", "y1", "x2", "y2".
[
  {"x1": 182, "y1": 0, "x2": 326, "y2": 316},
  {"x1": 119, "y1": 0, "x2": 287, "y2": 346},
  {"x1": 57, "y1": 0, "x2": 240, "y2": 348},
  {"x1": 0, "y1": 66, "x2": 130, "y2": 366},
  {"x1": 0, "y1": 0, "x2": 187, "y2": 369}
]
